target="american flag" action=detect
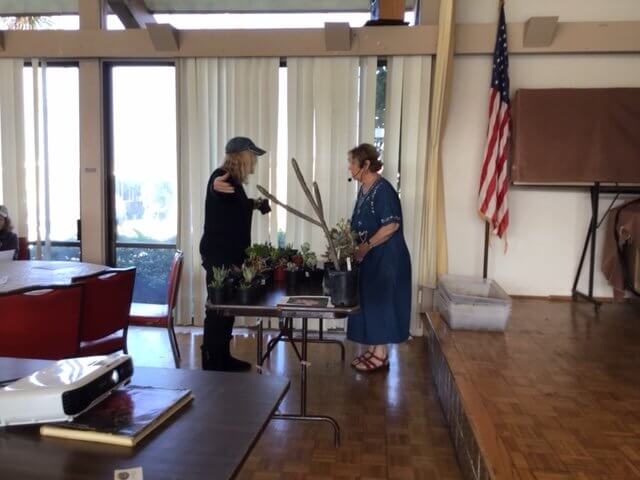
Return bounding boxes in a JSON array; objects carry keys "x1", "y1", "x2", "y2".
[{"x1": 478, "y1": 4, "x2": 510, "y2": 239}]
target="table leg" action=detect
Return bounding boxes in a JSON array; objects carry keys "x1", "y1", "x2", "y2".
[
  {"x1": 257, "y1": 318, "x2": 263, "y2": 373},
  {"x1": 272, "y1": 317, "x2": 341, "y2": 447},
  {"x1": 267, "y1": 316, "x2": 345, "y2": 362},
  {"x1": 301, "y1": 317, "x2": 308, "y2": 416}
]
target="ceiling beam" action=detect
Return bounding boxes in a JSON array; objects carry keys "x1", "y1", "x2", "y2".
[
  {"x1": 0, "y1": 22, "x2": 638, "y2": 58},
  {"x1": 108, "y1": 0, "x2": 156, "y2": 29},
  {"x1": 79, "y1": 0, "x2": 106, "y2": 29},
  {"x1": 147, "y1": 23, "x2": 179, "y2": 51},
  {"x1": 415, "y1": 0, "x2": 440, "y2": 26}
]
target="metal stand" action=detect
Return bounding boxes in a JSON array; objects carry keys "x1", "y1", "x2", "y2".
[
  {"x1": 264, "y1": 318, "x2": 345, "y2": 362},
  {"x1": 572, "y1": 183, "x2": 640, "y2": 311},
  {"x1": 257, "y1": 317, "x2": 342, "y2": 447}
]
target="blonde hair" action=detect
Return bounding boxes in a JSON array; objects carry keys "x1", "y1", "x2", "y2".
[{"x1": 223, "y1": 150, "x2": 256, "y2": 184}]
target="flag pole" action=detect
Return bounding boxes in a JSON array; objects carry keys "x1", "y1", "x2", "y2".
[{"x1": 483, "y1": 221, "x2": 490, "y2": 279}]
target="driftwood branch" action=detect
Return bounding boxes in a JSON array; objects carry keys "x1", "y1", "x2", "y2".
[
  {"x1": 291, "y1": 159, "x2": 340, "y2": 269},
  {"x1": 313, "y1": 182, "x2": 325, "y2": 220},
  {"x1": 256, "y1": 185, "x2": 323, "y2": 228},
  {"x1": 257, "y1": 158, "x2": 341, "y2": 270}
]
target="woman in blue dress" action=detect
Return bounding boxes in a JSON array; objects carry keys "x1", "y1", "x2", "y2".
[{"x1": 347, "y1": 143, "x2": 412, "y2": 372}]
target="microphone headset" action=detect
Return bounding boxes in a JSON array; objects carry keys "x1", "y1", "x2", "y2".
[{"x1": 348, "y1": 167, "x2": 364, "y2": 182}]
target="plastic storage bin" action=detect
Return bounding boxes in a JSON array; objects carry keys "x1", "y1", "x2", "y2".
[{"x1": 435, "y1": 275, "x2": 511, "y2": 331}]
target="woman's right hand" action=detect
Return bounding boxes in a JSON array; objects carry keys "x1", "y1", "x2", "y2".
[{"x1": 213, "y1": 172, "x2": 235, "y2": 194}]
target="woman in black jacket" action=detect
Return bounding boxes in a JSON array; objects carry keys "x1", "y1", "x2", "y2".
[{"x1": 199, "y1": 137, "x2": 270, "y2": 372}]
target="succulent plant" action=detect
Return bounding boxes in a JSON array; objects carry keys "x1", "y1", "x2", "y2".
[
  {"x1": 209, "y1": 266, "x2": 229, "y2": 289},
  {"x1": 300, "y1": 242, "x2": 318, "y2": 270},
  {"x1": 240, "y1": 265, "x2": 256, "y2": 289}
]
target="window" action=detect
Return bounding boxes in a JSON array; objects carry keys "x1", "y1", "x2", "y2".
[
  {"x1": 0, "y1": 16, "x2": 79, "y2": 30},
  {"x1": 107, "y1": 65, "x2": 178, "y2": 304},
  {"x1": 23, "y1": 64, "x2": 81, "y2": 261},
  {"x1": 375, "y1": 63, "x2": 387, "y2": 155},
  {"x1": 108, "y1": 11, "x2": 415, "y2": 30}
]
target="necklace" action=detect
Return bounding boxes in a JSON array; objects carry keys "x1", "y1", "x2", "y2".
[{"x1": 361, "y1": 174, "x2": 380, "y2": 195}]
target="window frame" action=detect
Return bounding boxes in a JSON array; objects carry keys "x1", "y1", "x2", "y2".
[
  {"x1": 103, "y1": 60, "x2": 178, "y2": 268},
  {"x1": 23, "y1": 60, "x2": 82, "y2": 259}
]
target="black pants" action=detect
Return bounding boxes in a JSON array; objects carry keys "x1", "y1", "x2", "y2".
[{"x1": 201, "y1": 265, "x2": 235, "y2": 369}]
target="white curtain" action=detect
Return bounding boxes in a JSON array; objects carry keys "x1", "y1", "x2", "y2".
[
  {"x1": 177, "y1": 57, "x2": 279, "y2": 326},
  {"x1": 358, "y1": 57, "x2": 378, "y2": 145},
  {"x1": 285, "y1": 56, "x2": 375, "y2": 331},
  {"x1": 0, "y1": 59, "x2": 27, "y2": 238},
  {"x1": 286, "y1": 57, "x2": 372, "y2": 256},
  {"x1": 385, "y1": 56, "x2": 432, "y2": 336}
]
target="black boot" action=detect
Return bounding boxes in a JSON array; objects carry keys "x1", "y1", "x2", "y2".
[
  {"x1": 220, "y1": 353, "x2": 252, "y2": 372},
  {"x1": 201, "y1": 314, "x2": 251, "y2": 372},
  {"x1": 217, "y1": 319, "x2": 251, "y2": 372}
]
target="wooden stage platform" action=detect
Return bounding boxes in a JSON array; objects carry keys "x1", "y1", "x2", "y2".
[{"x1": 425, "y1": 299, "x2": 640, "y2": 480}]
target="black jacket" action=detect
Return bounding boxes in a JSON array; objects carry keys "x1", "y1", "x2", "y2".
[{"x1": 199, "y1": 168, "x2": 253, "y2": 269}]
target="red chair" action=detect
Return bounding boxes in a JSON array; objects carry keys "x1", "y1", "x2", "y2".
[
  {"x1": 0, "y1": 285, "x2": 83, "y2": 360},
  {"x1": 17, "y1": 237, "x2": 29, "y2": 260},
  {"x1": 74, "y1": 267, "x2": 136, "y2": 356},
  {"x1": 129, "y1": 250, "x2": 183, "y2": 367}
]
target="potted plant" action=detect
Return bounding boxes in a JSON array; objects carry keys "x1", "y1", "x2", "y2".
[
  {"x1": 237, "y1": 265, "x2": 258, "y2": 305},
  {"x1": 322, "y1": 219, "x2": 359, "y2": 305},
  {"x1": 271, "y1": 248, "x2": 287, "y2": 282},
  {"x1": 300, "y1": 242, "x2": 323, "y2": 283},
  {"x1": 250, "y1": 256, "x2": 268, "y2": 290},
  {"x1": 257, "y1": 158, "x2": 359, "y2": 307},
  {"x1": 208, "y1": 266, "x2": 229, "y2": 305},
  {"x1": 285, "y1": 261, "x2": 303, "y2": 288}
]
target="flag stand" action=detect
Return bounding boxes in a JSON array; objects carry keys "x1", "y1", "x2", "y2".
[{"x1": 482, "y1": 221, "x2": 490, "y2": 280}]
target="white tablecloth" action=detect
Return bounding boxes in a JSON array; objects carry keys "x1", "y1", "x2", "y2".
[{"x1": 0, "y1": 261, "x2": 108, "y2": 294}]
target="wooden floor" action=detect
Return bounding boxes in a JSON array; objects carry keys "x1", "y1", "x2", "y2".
[
  {"x1": 128, "y1": 299, "x2": 640, "y2": 480},
  {"x1": 427, "y1": 299, "x2": 640, "y2": 480},
  {"x1": 128, "y1": 325, "x2": 463, "y2": 479}
]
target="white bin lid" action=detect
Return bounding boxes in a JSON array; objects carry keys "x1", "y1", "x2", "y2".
[{"x1": 438, "y1": 274, "x2": 511, "y2": 306}]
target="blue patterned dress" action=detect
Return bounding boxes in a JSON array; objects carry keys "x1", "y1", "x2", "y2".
[{"x1": 347, "y1": 177, "x2": 412, "y2": 345}]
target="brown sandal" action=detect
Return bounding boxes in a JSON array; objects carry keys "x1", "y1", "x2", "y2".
[
  {"x1": 354, "y1": 352, "x2": 389, "y2": 372},
  {"x1": 351, "y1": 351, "x2": 373, "y2": 367}
]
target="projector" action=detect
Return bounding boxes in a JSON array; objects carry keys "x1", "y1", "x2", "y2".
[{"x1": 0, "y1": 353, "x2": 133, "y2": 427}]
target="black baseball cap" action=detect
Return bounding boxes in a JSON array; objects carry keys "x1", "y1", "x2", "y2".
[{"x1": 225, "y1": 137, "x2": 267, "y2": 156}]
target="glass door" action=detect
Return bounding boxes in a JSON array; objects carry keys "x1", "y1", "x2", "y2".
[{"x1": 106, "y1": 64, "x2": 178, "y2": 304}]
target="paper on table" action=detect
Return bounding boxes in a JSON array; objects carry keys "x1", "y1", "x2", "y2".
[
  {"x1": 0, "y1": 250, "x2": 14, "y2": 262},
  {"x1": 114, "y1": 467, "x2": 143, "y2": 480}
]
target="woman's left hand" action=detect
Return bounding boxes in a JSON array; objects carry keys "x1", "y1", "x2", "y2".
[{"x1": 356, "y1": 243, "x2": 371, "y2": 262}]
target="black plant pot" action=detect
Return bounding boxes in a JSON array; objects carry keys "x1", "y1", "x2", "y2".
[
  {"x1": 224, "y1": 281, "x2": 236, "y2": 300},
  {"x1": 302, "y1": 268, "x2": 324, "y2": 287},
  {"x1": 254, "y1": 274, "x2": 267, "y2": 294},
  {"x1": 208, "y1": 286, "x2": 227, "y2": 305},
  {"x1": 324, "y1": 268, "x2": 359, "y2": 307},
  {"x1": 311, "y1": 268, "x2": 325, "y2": 284},
  {"x1": 237, "y1": 286, "x2": 257, "y2": 305},
  {"x1": 262, "y1": 269, "x2": 274, "y2": 286},
  {"x1": 286, "y1": 269, "x2": 302, "y2": 287}
]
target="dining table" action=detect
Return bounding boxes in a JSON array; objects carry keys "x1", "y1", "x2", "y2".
[{"x1": 0, "y1": 260, "x2": 108, "y2": 294}]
